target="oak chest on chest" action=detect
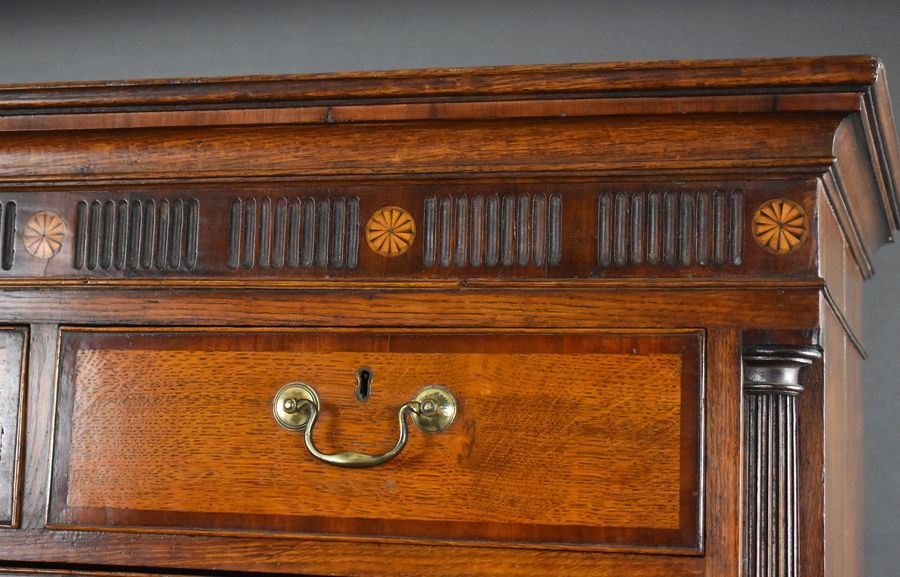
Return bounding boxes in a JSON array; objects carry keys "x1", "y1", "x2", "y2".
[{"x1": 0, "y1": 56, "x2": 896, "y2": 577}]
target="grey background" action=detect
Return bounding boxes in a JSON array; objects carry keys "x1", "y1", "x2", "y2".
[{"x1": 1, "y1": 0, "x2": 897, "y2": 574}]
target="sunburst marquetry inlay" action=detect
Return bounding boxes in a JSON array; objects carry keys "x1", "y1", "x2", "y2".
[
  {"x1": 366, "y1": 206, "x2": 416, "y2": 257},
  {"x1": 752, "y1": 199, "x2": 809, "y2": 255},
  {"x1": 23, "y1": 211, "x2": 66, "y2": 259}
]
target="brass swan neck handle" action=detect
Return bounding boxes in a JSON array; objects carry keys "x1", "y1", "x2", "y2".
[{"x1": 273, "y1": 383, "x2": 457, "y2": 469}]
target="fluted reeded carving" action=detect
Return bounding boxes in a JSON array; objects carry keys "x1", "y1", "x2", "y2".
[
  {"x1": 423, "y1": 193, "x2": 562, "y2": 269},
  {"x1": 596, "y1": 190, "x2": 744, "y2": 268},
  {"x1": 228, "y1": 196, "x2": 359, "y2": 270},
  {"x1": 75, "y1": 198, "x2": 200, "y2": 272},
  {"x1": 742, "y1": 346, "x2": 820, "y2": 577},
  {"x1": 0, "y1": 201, "x2": 15, "y2": 271}
]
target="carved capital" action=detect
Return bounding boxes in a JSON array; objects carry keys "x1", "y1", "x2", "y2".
[
  {"x1": 742, "y1": 345, "x2": 820, "y2": 577},
  {"x1": 743, "y1": 346, "x2": 821, "y2": 395}
]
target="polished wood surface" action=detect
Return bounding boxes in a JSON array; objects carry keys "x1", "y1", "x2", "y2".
[
  {"x1": 0, "y1": 327, "x2": 26, "y2": 528},
  {"x1": 51, "y1": 329, "x2": 701, "y2": 550},
  {"x1": 0, "y1": 56, "x2": 896, "y2": 576},
  {"x1": 0, "y1": 55, "x2": 883, "y2": 110},
  {"x1": 0, "y1": 115, "x2": 846, "y2": 184},
  {"x1": 0, "y1": 181, "x2": 816, "y2": 282}
]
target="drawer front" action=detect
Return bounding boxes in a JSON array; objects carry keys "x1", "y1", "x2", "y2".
[
  {"x1": 0, "y1": 327, "x2": 26, "y2": 527},
  {"x1": 50, "y1": 328, "x2": 703, "y2": 552}
]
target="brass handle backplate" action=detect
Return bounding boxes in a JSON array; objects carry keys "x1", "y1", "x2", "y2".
[{"x1": 272, "y1": 382, "x2": 457, "y2": 468}]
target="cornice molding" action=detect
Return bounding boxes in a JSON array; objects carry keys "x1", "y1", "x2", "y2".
[
  {"x1": 0, "y1": 56, "x2": 896, "y2": 273},
  {"x1": 0, "y1": 55, "x2": 882, "y2": 112}
]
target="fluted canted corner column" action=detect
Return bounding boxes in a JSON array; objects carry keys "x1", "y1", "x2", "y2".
[{"x1": 742, "y1": 346, "x2": 821, "y2": 577}]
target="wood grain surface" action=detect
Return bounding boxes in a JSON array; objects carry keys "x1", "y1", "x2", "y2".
[
  {"x1": 0, "y1": 327, "x2": 26, "y2": 527},
  {"x1": 0, "y1": 531, "x2": 706, "y2": 577},
  {"x1": 0, "y1": 180, "x2": 818, "y2": 282},
  {"x1": 0, "y1": 55, "x2": 881, "y2": 111},
  {"x1": 0, "y1": 55, "x2": 896, "y2": 577},
  {"x1": 0, "y1": 286, "x2": 822, "y2": 329},
  {"x1": 50, "y1": 329, "x2": 702, "y2": 551},
  {"x1": 0, "y1": 115, "x2": 845, "y2": 185}
]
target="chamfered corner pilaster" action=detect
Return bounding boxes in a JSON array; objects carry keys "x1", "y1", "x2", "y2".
[{"x1": 742, "y1": 346, "x2": 821, "y2": 577}]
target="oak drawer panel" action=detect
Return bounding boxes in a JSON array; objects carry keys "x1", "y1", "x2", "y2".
[
  {"x1": 49, "y1": 328, "x2": 702, "y2": 552},
  {"x1": 0, "y1": 327, "x2": 26, "y2": 527}
]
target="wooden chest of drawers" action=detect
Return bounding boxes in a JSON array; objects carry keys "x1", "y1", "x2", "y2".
[{"x1": 0, "y1": 56, "x2": 896, "y2": 577}]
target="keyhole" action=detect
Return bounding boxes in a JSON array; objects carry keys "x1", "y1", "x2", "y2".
[{"x1": 356, "y1": 368, "x2": 373, "y2": 402}]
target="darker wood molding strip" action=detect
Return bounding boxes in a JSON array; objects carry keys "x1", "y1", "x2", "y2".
[
  {"x1": 863, "y1": 62, "x2": 900, "y2": 230},
  {"x1": 821, "y1": 285, "x2": 868, "y2": 359},
  {"x1": 821, "y1": 165, "x2": 875, "y2": 278},
  {"x1": 0, "y1": 277, "x2": 827, "y2": 291}
]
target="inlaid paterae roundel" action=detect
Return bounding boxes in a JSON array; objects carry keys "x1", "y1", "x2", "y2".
[
  {"x1": 752, "y1": 198, "x2": 809, "y2": 255},
  {"x1": 23, "y1": 211, "x2": 66, "y2": 259},
  {"x1": 366, "y1": 206, "x2": 416, "y2": 257}
]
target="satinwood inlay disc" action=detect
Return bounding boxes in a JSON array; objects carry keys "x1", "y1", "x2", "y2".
[
  {"x1": 366, "y1": 206, "x2": 416, "y2": 257},
  {"x1": 752, "y1": 199, "x2": 809, "y2": 255},
  {"x1": 23, "y1": 211, "x2": 66, "y2": 259}
]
